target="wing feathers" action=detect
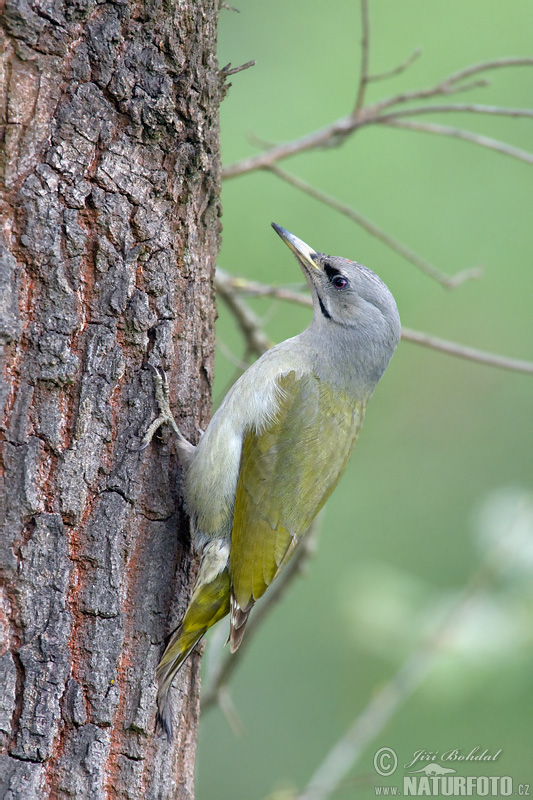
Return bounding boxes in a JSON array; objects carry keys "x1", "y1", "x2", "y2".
[{"x1": 229, "y1": 372, "x2": 365, "y2": 639}]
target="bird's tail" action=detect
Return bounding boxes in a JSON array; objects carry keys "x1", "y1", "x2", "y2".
[
  {"x1": 229, "y1": 593, "x2": 251, "y2": 653},
  {"x1": 156, "y1": 556, "x2": 231, "y2": 739}
]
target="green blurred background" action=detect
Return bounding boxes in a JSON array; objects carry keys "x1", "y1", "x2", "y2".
[{"x1": 197, "y1": 2, "x2": 533, "y2": 797}]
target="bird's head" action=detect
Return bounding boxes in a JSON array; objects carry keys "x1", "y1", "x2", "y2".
[{"x1": 272, "y1": 223, "x2": 401, "y2": 349}]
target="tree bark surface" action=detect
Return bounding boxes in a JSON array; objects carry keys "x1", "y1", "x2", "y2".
[{"x1": 1, "y1": 0, "x2": 221, "y2": 796}]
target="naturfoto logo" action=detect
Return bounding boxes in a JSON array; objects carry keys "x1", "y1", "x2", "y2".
[{"x1": 373, "y1": 746, "x2": 529, "y2": 798}]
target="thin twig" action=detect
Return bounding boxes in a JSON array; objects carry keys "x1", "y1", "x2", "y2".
[
  {"x1": 442, "y1": 55, "x2": 533, "y2": 86},
  {"x1": 216, "y1": 271, "x2": 533, "y2": 375},
  {"x1": 217, "y1": 687, "x2": 244, "y2": 735},
  {"x1": 401, "y1": 328, "x2": 533, "y2": 375},
  {"x1": 298, "y1": 652, "x2": 430, "y2": 800},
  {"x1": 222, "y1": 114, "x2": 363, "y2": 179},
  {"x1": 201, "y1": 521, "x2": 320, "y2": 713},
  {"x1": 378, "y1": 103, "x2": 533, "y2": 120},
  {"x1": 219, "y1": 60, "x2": 256, "y2": 78},
  {"x1": 353, "y1": 0, "x2": 370, "y2": 115},
  {"x1": 368, "y1": 47, "x2": 422, "y2": 82},
  {"x1": 215, "y1": 268, "x2": 273, "y2": 355},
  {"x1": 370, "y1": 56, "x2": 533, "y2": 116},
  {"x1": 216, "y1": 338, "x2": 251, "y2": 371},
  {"x1": 268, "y1": 165, "x2": 480, "y2": 289},
  {"x1": 380, "y1": 118, "x2": 533, "y2": 165},
  {"x1": 220, "y1": 277, "x2": 310, "y2": 306}
]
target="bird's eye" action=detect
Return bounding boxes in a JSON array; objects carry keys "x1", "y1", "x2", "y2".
[{"x1": 332, "y1": 275, "x2": 348, "y2": 290}]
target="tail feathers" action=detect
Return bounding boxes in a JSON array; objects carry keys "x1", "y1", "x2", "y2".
[
  {"x1": 229, "y1": 592, "x2": 252, "y2": 653},
  {"x1": 156, "y1": 624, "x2": 205, "y2": 740},
  {"x1": 155, "y1": 566, "x2": 231, "y2": 740}
]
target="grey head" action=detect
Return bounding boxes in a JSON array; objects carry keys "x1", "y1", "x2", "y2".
[{"x1": 272, "y1": 223, "x2": 401, "y2": 393}]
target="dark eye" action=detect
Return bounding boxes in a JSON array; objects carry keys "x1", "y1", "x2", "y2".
[{"x1": 332, "y1": 275, "x2": 348, "y2": 290}]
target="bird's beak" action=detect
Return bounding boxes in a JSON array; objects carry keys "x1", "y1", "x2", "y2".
[{"x1": 271, "y1": 223, "x2": 320, "y2": 272}]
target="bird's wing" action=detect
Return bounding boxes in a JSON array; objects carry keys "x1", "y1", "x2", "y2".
[{"x1": 229, "y1": 370, "x2": 365, "y2": 612}]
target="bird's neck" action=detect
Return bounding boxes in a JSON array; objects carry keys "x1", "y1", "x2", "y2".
[{"x1": 298, "y1": 315, "x2": 396, "y2": 401}]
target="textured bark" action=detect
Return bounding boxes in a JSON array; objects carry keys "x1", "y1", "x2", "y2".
[{"x1": 0, "y1": 0, "x2": 221, "y2": 795}]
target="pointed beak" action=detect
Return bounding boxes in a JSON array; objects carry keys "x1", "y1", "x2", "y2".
[{"x1": 271, "y1": 223, "x2": 319, "y2": 272}]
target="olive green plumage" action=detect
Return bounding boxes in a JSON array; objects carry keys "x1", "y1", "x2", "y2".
[
  {"x1": 156, "y1": 551, "x2": 230, "y2": 712},
  {"x1": 146, "y1": 224, "x2": 401, "y2": 738},
  {"x1": 230, "y1": 372, "x2": 365, "y2": 612}
]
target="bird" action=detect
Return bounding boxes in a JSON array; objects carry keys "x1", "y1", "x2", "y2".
[{"x1": 141, "y1": 223, "x2": 401, "y2": 738}]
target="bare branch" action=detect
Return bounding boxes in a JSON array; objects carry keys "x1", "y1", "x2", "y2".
[
  {"x1": 215, "y1": 267, "x2": 273, "y2": 356},
  {"x1": 202, "y1": 521, "x2": 320, "y2": 713},
  {"x1": 219, "y1": 60, "x2": 256, "y2": 78},
  {"x1": 298, "y1": 652, "x2": 431, "y2": 800},
  {"x1": 268, "y1": 165, "x2": 480, "y2": 288},
  {"x1": 222, "y1": 114, "x2": 361, "y2": 179},
  {"x1": 443, "y1": 55, "x2": 533, "y2": 86},
  {"x1": 370, "y1": 56, "x2": 533, "y2": 115},
  {"x1": 368, "y1": 78, "x2": 488, "y2": 116},
  {"x1": 219, "y1": 276, "x2": 310, "y2": 306},
  {"x1": 368, "y1": 47, "x2": 422, "y2": 83},
  {"x1": 401, "y1": 328, "x2": 533, "y2": 375},
  {"x1": 353, "y1": 0, "x2": 371, "y2": 115},
  {"x1": 222, "y1": 56, "x2": 533, "y2": 180},
  {"x1": 379, "y1": 102, "x2": 533, "y2": 121},
  {"x1": 380, "y1": 117, "x2": 533, "y2": 165},
  {"x1": 215, "y1": 271, "x2": 533, "y2": 376},
  {"x1": 217, "y1": 687, "x2": 244, "y2": 735},
  {"x1": 216, "y1": 338, "x2": 251, "y2": 371}
]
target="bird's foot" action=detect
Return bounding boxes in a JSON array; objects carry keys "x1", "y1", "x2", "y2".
[{"x1": 136, "y1": 365, "x2": 182, "y2": 451}]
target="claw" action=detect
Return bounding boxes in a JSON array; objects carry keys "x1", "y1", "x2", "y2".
[
  {"x1": 133, "y1": 438, "x2": 150, "y2": 452},
  {"x1": 135, "y1": 365, "x2": 196, "y2": 466}
]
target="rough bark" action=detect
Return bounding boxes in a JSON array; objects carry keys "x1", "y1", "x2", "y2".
[{"x1": 0, "y1": 0, "x2": 221, "y2": 795}]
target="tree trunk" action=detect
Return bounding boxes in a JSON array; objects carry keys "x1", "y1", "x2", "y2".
[{"x1": 0, "y1": 0, "x2": 221, "y2": 795}]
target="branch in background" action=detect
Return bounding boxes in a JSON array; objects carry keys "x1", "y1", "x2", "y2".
[
  {"x1": 218, "y1": 277, "x2": 310, "y2": 306},
  {"x1": 216, "y1": 270, "x2": 533, "y2": 375},
  {"x1": 216, "y1": 338, "x2": 251, "y2": 371},
  {"x1": 353, "y1": 0, "x2": 370, "y2": 114},
  {"x1": 222, "y1": 55, "x2": 533, "y2": 179},
  {"x1": 222, "y1": 115, "x2": 364, "y2": 180},
  {"x1": 437, "y1": 55, "x2": 533, "y2": 87},
  {"x1": 297, "y1": 501, "x2": 531, "y2": 800},
  {"x1": 267, "y1": 165, "x2": 480, "y2": 289},
  {"x1": 368, "y1": 47, "x2": 422, "y2": 83},
  {"x1": 401, "y1": 328, "x2": 533, "y2": 376},
  {"x1": 219, "y1": 60, "x2": 256, "y2": 78},
  {"x1": 369, "y1": 57, "x2": 533, "y2": 116},
  {"x1": 202, "y1": 520, "x2": 320, "y2": 714},
  {"x1": 215, "y1": 268, "x2": 273, "y2": 355},
  {"x1": 378, "y1": 103, "x2": 533, "y2": 120},
  {"x1": 380, "y1": 117, "x2": 533, "y2": 166}
]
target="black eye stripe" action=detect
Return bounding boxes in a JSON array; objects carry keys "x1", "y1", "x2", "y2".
[
  {"x1": 324, "y1": 263, "x2": 341, "y2": 280},
  {"x1": 324, "y1": 262, "x2": 349, "y2": 289}
]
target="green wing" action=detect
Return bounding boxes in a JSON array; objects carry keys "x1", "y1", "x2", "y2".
[{"x1": 229, "y1": 371, "x2": 365, "y2": 610}]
